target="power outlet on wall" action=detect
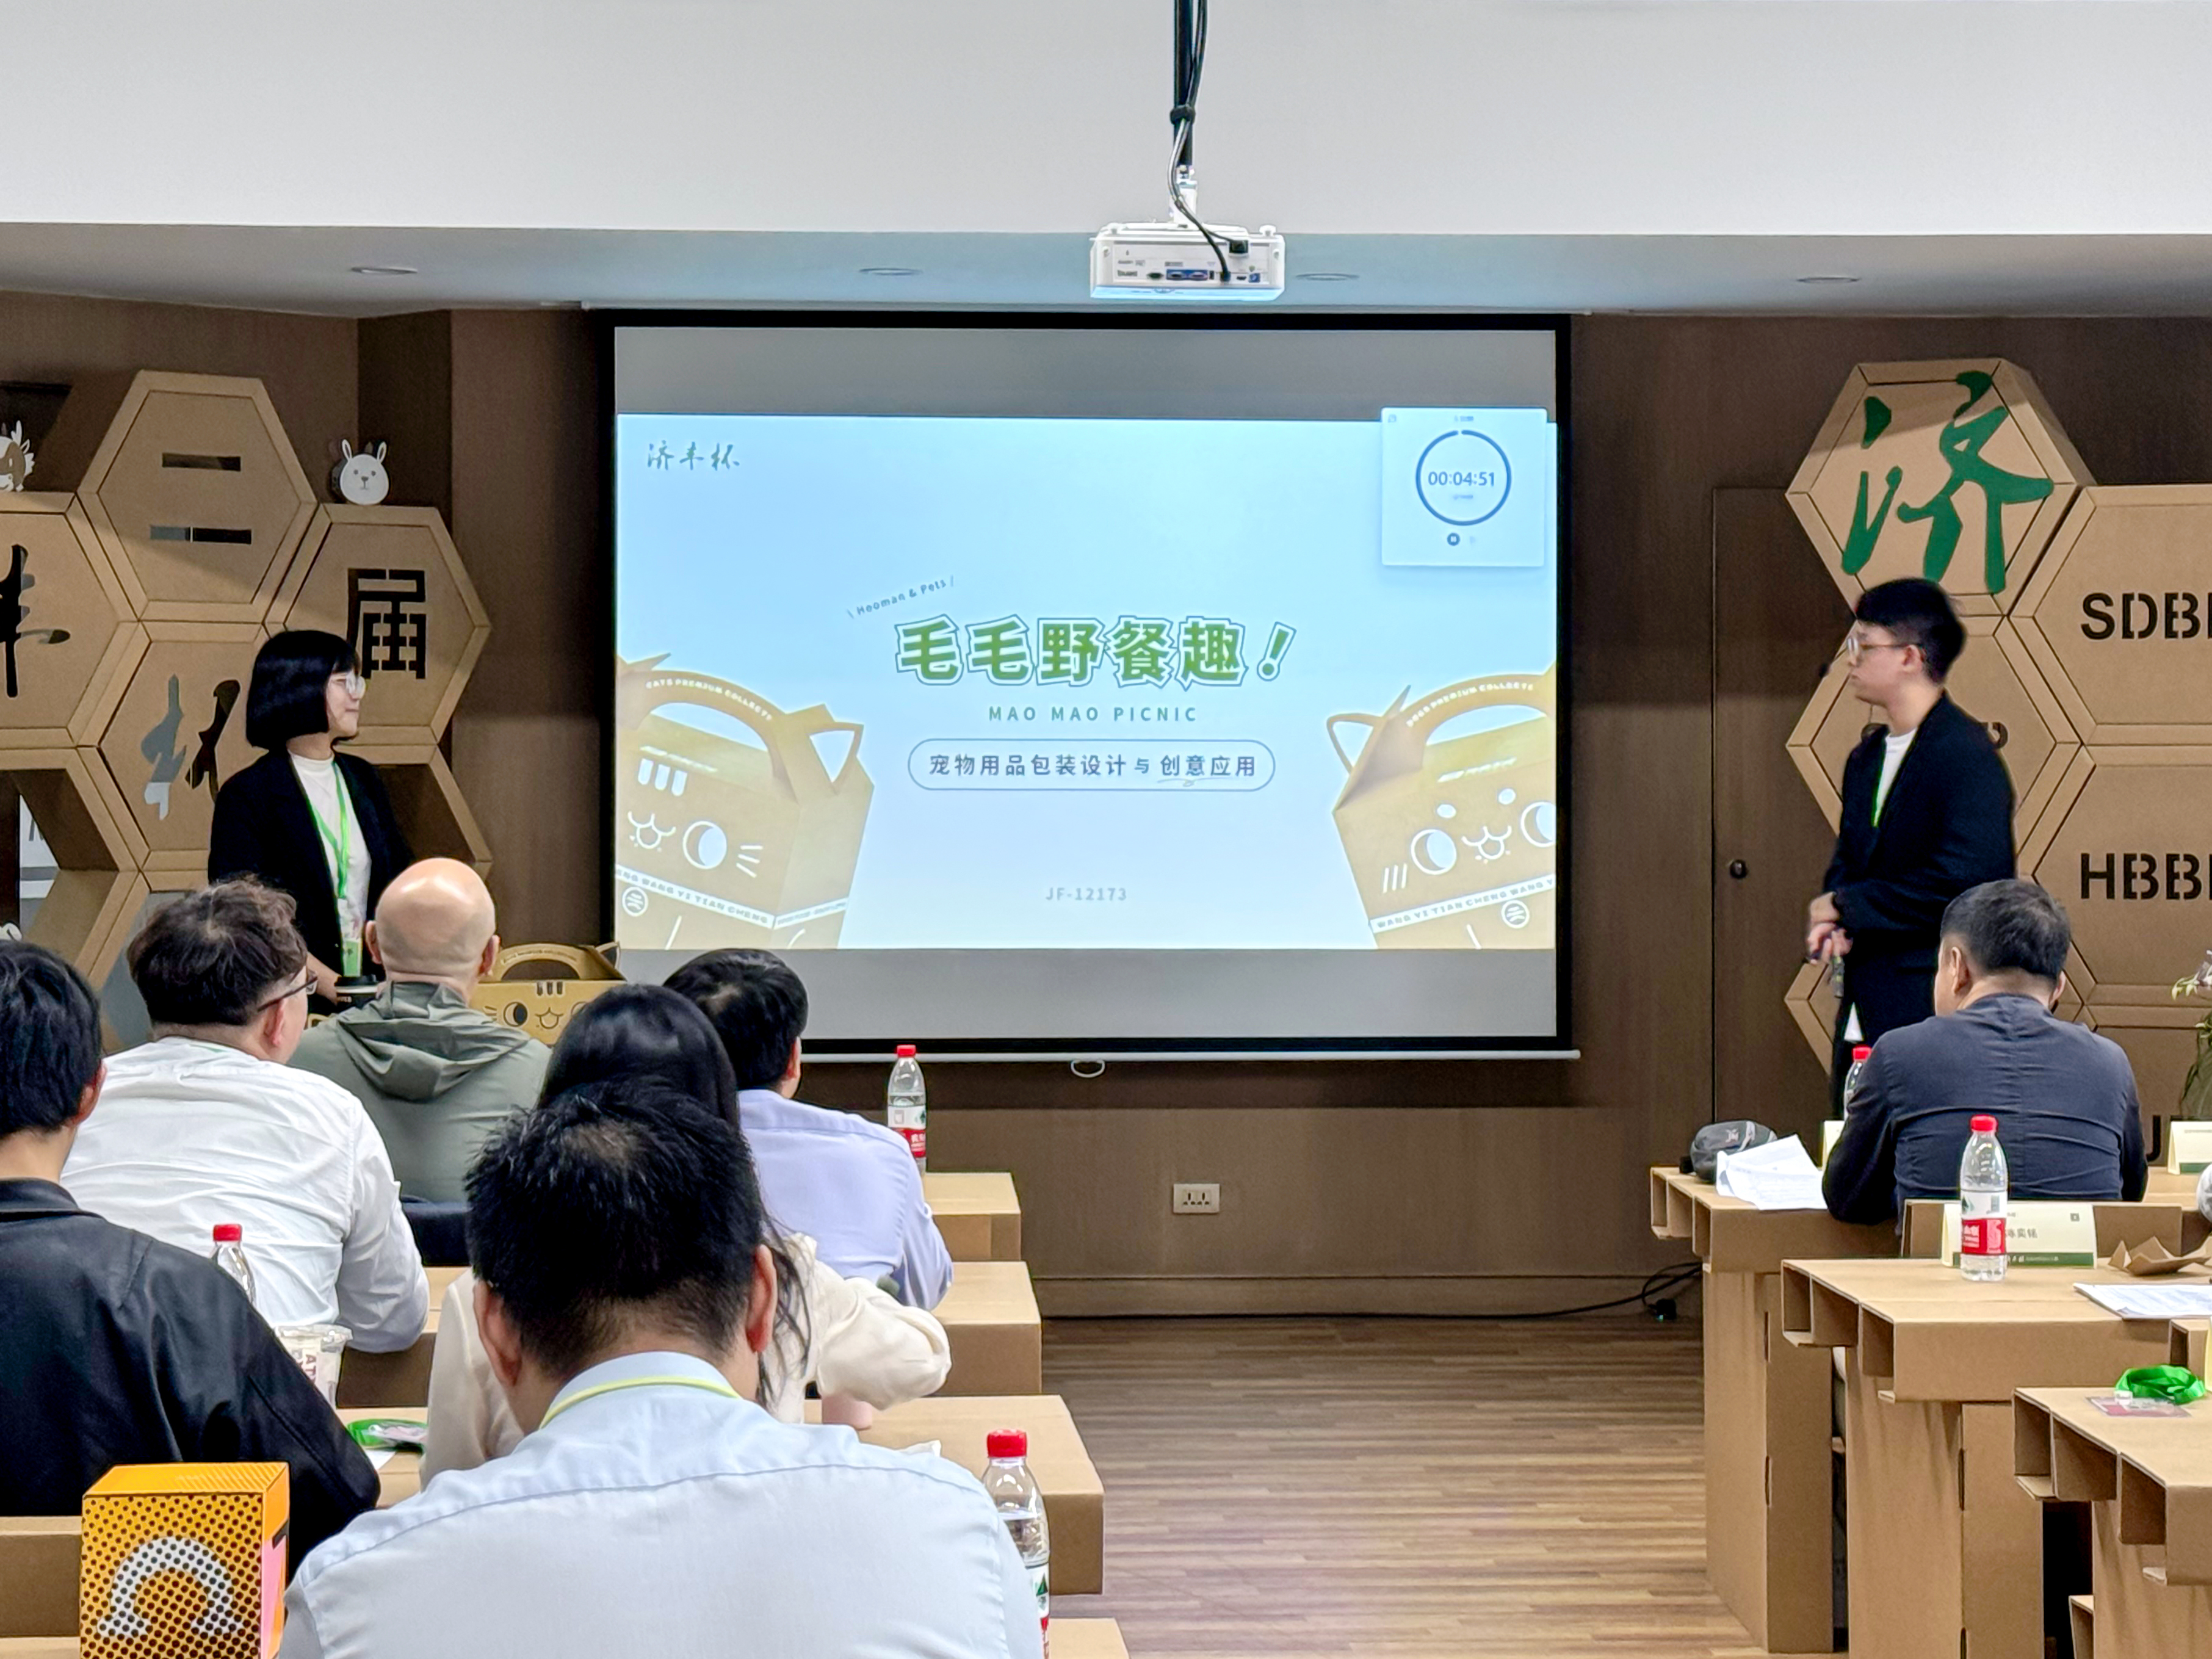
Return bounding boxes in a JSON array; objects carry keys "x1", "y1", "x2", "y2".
[{"x1": 1171, "y1": 1181, "x2": 1221, "y2": 1215}]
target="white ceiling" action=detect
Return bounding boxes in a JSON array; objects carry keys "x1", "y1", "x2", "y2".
[{"x1": 8, "y1": 225, "x2": 2212, "y2": 318}]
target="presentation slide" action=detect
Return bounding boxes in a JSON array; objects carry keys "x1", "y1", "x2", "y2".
[{"x1": 613, "y1": 323, "x2": 1566, "y2": 1055}]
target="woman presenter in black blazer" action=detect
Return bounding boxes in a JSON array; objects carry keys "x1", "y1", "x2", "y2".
[{"x1": 208, "y1": 631, "x2": 413, "y2": 1005}]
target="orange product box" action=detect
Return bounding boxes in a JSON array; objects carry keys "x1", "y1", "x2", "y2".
[{"x1": 79, "y1": 1462, "x2": 288, "y2": 1659}]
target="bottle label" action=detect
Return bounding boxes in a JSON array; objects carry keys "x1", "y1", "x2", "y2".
[
  {"x1": 1029, "y1": 1557, "x2": 1049, "y2": 1648},
  {"x1": 888, "y1": 1102, "x2": 925, "y2": 1163},
  {"x1": 895, "y1": 1124, "x2": 927, "y2": 1162},
  {"x1": 1961, "y1": 1190, "x2": 2006, "y2": 1257}
]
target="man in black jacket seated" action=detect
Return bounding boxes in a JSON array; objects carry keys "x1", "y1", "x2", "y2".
[
  {"x1": 1805, "y1": 578, "x2": 2017, "y2": 1111},
  {"x1": 1824, "y1": 880, "x2": 2147, "y2": 1224},
  {"x1": 0, "y1": 941, "x2": 377, "y2": 1567}
]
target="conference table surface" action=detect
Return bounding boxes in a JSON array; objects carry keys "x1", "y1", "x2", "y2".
[
  {"x1": 923, "y1": 1170, "x2": 1023, "y2": 1261},
  {"x1": 341, "y1": 1391, "x2": 1105, "y2": 1595},
  {"x1": 341, "y1": 1254, "x2": 1044, "y2": 1408},
  {"x1": 0, "y1": 1621, "x2": 1126, "y2": 1658}
]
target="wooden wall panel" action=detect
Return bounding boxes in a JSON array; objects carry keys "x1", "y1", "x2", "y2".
[{"x1": 17, "y1": 292, "x2": 2212, "y2": 1310}]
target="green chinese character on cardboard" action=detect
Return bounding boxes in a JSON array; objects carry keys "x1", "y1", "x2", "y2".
[
  {"x1": 1108, "y1": 616, "x2": 1174, "y2": 687},
  {"x1": 1179, "y1": 617, "x2": 1245, "y2": 686},
  {"x1": 1037, "y1": 618, "x2": 1104, "y2": 686},
  {"x1": 895, "y1": 614, "x2": 963, "y2": 684},
  {"x1": 966, "y1": 616, "x2": 1033, "y2": 685}
]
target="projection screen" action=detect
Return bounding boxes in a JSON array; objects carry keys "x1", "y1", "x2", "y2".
[{"x1": 611, "y1": 317, "x2": 1569, "y2": 1058}]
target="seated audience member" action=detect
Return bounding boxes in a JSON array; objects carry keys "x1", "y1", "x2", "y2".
[
  {"x1": 0, "y1": 942, "x2": 377, "y2": 1563},
  {"x1": 668, "y1": 949, "x2": 954, "y2": 1306},
  {"x1": 422, "y1": 985, "x2": 949, "y2": 1481},
  {"x1": 1825, "y1": 880, "x2": 2147, "y2": 1224},
  {"x1": 291, "y1": 858, "x2": 546, "y2": 1201},
  {"x1": 286, "y1": 1078, "x2": 1041, "y2": 1658},
  {"x1": 62, "y1": 881, "x2": 428, "y2": 1350}
]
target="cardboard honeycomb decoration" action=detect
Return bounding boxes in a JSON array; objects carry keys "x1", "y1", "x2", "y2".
[
  {"x1": 0, "y1": 372, "x2": 490, "y2": 978},
  {"x1": 1787, "y1": 613, "x2": 2080, "y2": 836},
  {"x1": 1787, "y1": 360, "x2": 2089, "y2": 618}
]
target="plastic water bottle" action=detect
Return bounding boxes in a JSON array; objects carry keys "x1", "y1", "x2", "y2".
[
  {"x1": 1959, "y1": 1115, "x2": 2008, "y2": 1282},
  {"x1": 211, "y1": 1222, "x2": 257, "y2": 1309},
  {"x1": 1842, "y1": 1044, "x2": 1873, "y2": 1115},
  {"x1": 984, "y1": 1429, "x2": 1049, "y2": 1653},
  {"x1": 887, "y1": 1044, "x2": 927, "y2": 1170}
]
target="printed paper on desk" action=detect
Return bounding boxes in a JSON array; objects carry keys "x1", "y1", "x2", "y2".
[
  {"x1": 1713, "y1": 1137, "x2": 1826, "y2": 1210},
  {"x1": 2075, "y1": 1282, "x2": 2212, "y2": 1320}
]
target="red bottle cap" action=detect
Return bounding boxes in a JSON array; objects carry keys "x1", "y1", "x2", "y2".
[
  {"x1": 212, "y1": 1223, "x2": 242, "y2": 1243},
  {"x1": 986, "y1": 1429, "x2": 1028, "y2": 1460},
  {"x1": 1851, "y1": 1046, "x2": 1872, "y2": 1063},
  {"x1": 895, "y1": 1044, "x2": 917, "y2": 1058},
  {"x1": 1970, "y1": 1115, "x2": 1997, "y2": 1133}
]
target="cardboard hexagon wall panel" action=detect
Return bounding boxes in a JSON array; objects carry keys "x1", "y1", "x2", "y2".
[
  {"x1": 1787, "y1": 361, "x2": 2089, "y2": 616},
  {"x1": 273, "y1": 507, "x2": 489, "y2": 744},
  {"x1": 95, "y1": 624, "x2": 264, "y2": 876},
  {"x1": 2013, "y1": 485, "x2": 2212, "y2": 745},
  {"x1": 2021, "y1": 748, "x2": 2212, "y2": 1007},
  {"x1": 0, "y1": 745, "x2": 145, "y2": 980},
  {"x1": 0, "y1": 494, "x2": 143, "y2": 746},
  {"x1": 73, "y1": 374, "x2": 318, "y2": 623},
  {"x1": 2084, "y1": 1003, "x2": 2206, "y2": 1127},
  {"x1": 346, "y1": 743, "x2": 491, "y2": 875},
  {"x1": 0, "y1": 370, "x2": 491, "y2": 959},
  {"x1": 1788, "y1": 615, "x2": 2078, "y2": 834}
]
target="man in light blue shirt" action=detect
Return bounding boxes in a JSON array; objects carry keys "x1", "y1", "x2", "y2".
[
  {"x1": 282, "y1": 1078, "x2": 1036, "y2": 1659},
  {"x1": 668, "y1": 949, "x2": 955, "y2": 1307}
]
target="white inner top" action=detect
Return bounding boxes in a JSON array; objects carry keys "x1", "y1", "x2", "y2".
[{"x1": 292, "y1": 754, "x2": 373, "y2": 957}]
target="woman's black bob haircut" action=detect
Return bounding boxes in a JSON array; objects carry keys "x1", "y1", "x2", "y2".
[{"x1": 245, "y1": 630, "x2": 360, "y2": 751}]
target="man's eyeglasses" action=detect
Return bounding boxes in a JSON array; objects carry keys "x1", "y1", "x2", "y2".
[
  {"x1": 256, "y1": 974, "x2": 312, "y2": 1012},
  {"x1": 330, "y1": 671, "x2": 366, "y2": 697},
  {"x1": 1837, "y1": 634, "x2": 1911, "y2": 666}
]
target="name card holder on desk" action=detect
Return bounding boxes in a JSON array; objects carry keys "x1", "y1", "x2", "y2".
[{"x1": 2168, "y1": 1119, "x2": 2212, "y2": 1175}]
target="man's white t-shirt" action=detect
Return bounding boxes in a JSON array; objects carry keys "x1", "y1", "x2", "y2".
[
  {"x1": 292, "y1": 754, "x2": 374, "y2": 956},
  {"x1": 1843, "y1": 727, "x2": 1919, "y2": 1044}
]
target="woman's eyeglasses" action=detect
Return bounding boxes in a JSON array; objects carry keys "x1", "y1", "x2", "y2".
[{"x1": 330, "y1": 671, "x2": 366, "y2": 697}]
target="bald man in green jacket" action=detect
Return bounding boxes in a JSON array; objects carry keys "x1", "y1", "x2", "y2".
[{"x1": 292, "y1": 859, "x2": 546, "y2": 1201}]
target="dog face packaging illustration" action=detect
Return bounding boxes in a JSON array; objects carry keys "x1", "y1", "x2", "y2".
[
  {"x1": 80, "y1": 1462, "x2": 288, "y2": 1659},
  {"x1": 1329, "y1": 665, "x2": 1558, "y2": 949},
  {"x1": 615, "y1": 658, "x2": 873, "y2": 950}
]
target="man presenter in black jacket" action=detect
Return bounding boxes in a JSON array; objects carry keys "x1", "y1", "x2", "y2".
[
  {"x1": 0, "y1": 941, "x2": 378, "y2": 1567},
  {"x1": 1805, "y1": 579, "x2": 2017, "y2": 1109}
]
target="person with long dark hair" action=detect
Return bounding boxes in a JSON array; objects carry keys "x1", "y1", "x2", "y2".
[
  {"x1": 420, "y1": 985, "x2": 949, "y2": 1481},
  {"x1": 209, "y1": 631, "x2": 413, "y2": 1005}
]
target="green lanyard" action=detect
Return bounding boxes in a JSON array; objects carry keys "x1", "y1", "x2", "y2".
[
  {"x1": 538, "y1": 1371, "x2": 743, "y2": 1427},
  {"x1": 303, "y1": 770, "x2": 361, "y2": 978}
]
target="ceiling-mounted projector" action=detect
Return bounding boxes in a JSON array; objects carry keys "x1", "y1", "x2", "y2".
[
  {"x1": 1090, "y1": 211, "x2": 1285, "y2": 302},
  {"x1": 1094, "y1": 0, "x2": 1281, "y2": 302}
]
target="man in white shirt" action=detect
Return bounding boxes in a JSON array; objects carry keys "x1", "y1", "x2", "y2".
[
  {"x1": 283, "y1": 1077, "x2": 1040, "y2": 1659},
  {"x1": 667, "y1": 949, "x2": 953, "y2": 1306},
  {"x1": 63, "y1": 880, "x2": 427, "y2": 1350}
]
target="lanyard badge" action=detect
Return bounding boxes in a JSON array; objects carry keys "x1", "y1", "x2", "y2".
[{"x1": 306, "y1": 772, "x2": 362, "y2": 978}]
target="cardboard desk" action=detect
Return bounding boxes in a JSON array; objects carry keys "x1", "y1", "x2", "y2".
[
  {"x1": 0, "y1": 1519, "x2": 76, "y2": 1640},
  {"x1": 2144, "y1": 1168, "x2": 2212, "y2": 1251},
  {"x1": 805, "y1": 1393, "x2": 1104, "y2": 1594},
  {"x1": 333, "y1": 1265, "x2": 465, "y2": 1410},
  {"x1": 1779, "y1": 1259, "x2": 2179, "y2": 1659},
  {"x1": 1649, "y1": 1166, "x2": 1895, "y2": 1652},
  {"x1": 936, "y1": 1260, "x2": 1044, "y2": 1396},
  {"x1": 2175, "y1": 1317, "x2": 2209, "y2": 1376},
  {"x1": 1054, "y1": 1619, "x2": 1128, "y2": 1659},
  {"x1": 925, "y1": 1171, "x2": 1024, "y2": 1262},
  {"x1": 2015, "y1": 1387, "x2": 2212, "y2": 1659},
  {"x1": 0, "y1": 1629, "x2": 1127, "y2": 1659}
]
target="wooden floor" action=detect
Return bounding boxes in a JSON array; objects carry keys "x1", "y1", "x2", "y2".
[{"x1": 1044, "y1": 1315, "x2": 1760, "y2": 1659}]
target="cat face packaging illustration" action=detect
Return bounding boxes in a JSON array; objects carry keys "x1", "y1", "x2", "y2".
[
  {"x1": 468, "y1": 942, "x2": 624, "y2": 1046},
  {"x1": 1328, "y1": 665, "x2": 1558, "y2": 949},
  {"x1": 615, "y1": 657, "x2": 873, "y2": 950}
]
